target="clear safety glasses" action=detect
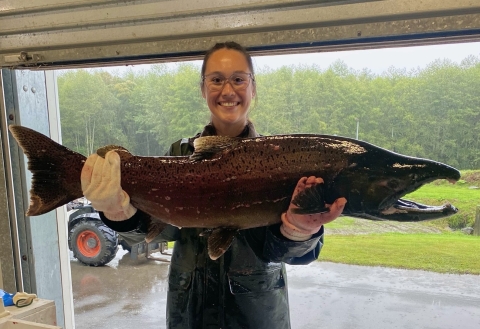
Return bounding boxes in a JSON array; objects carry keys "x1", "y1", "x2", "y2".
[{"x1": 202, "y1": 72, "x2": 254, "y2": 92}]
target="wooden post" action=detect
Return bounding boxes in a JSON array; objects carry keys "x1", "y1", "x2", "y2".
[{"x1": 474, "y1": 205, "x2": 480, "y2": 236}]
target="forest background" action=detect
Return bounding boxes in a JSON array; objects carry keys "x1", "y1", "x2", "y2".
[{"x1": 57, "y1": 56, "x2": 480, "y2": 170}]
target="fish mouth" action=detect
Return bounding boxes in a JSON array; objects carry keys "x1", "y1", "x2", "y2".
[
  {"x1": 378, "y1": 184, "x2": 421, "y2": 211},
  {"x1": 378, "y1": 163, "x2": 460, "y2": 221},
  {"x1": 377, "y1": 174, "x2": 459, "y2": 222},
  {"x1": 378, "y1": 198, "x2": 458, "y2": 222},
  {"x1": 355, "y1": 198, "x2": 458, "y2": 222}
]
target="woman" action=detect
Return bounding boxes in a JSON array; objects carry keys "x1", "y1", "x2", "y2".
[{"x1": 81, "y1": 41, "x2": 347, "y2": 329}]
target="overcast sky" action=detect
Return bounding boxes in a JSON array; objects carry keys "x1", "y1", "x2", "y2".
[
  {"x1": 103, "y1": 41, "x2": 480, "y2": 76},
  {"x1": 252, "y1": 42, "x2": 480, "y2": 73}
]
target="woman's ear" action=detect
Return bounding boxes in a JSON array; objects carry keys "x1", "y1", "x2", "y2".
[{"x1": 201, "y1": 85, "x2": 207, "y2": 99}]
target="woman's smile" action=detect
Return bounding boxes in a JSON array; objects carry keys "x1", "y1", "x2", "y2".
[{"x1": 219, "y1": 101, "x2": 239, "y2": 107}]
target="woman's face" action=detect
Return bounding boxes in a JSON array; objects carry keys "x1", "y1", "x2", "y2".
[{"x1": 202, "y1": 48, "x2": 256, "y2": 130}]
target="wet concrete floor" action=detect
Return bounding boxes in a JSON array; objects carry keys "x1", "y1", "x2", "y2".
[{"x1": 71, "y1": 249, "x2": 480, "y2": 329}]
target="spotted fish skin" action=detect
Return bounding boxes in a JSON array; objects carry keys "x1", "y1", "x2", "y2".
[{"x1": 9, "y1": 125, "x2": 460, "y2": 230}]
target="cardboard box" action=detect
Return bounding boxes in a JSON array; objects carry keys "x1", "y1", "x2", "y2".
[{"x1": 0, "y1": 299, "x2": 60, "y2": 329}]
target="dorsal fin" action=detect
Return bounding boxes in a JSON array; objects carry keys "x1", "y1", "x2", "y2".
[
  {"x1": 96, "y1": 145, "x2": 131, "y2": 158},
  {"x1": 191, "y1": 136, "x2": 239, "y2": 161}
]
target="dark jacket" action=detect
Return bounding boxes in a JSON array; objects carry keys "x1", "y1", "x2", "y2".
[{"x1": 102, "y1": 122, "x2": 325, "y2": 329}]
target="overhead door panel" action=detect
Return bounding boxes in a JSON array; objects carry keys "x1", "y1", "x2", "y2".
[{"x1": 0, "y1": 0, "x2": 480, "y2": 68}]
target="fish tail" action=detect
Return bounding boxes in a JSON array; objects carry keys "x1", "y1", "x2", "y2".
[{"x1": 8, "y1": 125, "x2": 86, "y2": 216}]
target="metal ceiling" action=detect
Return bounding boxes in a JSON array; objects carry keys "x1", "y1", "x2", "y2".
[{"x1": 0, "y1": 0, "x2": 479, "y2": 68}]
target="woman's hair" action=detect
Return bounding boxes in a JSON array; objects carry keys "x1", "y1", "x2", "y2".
[{"x1": 200, "y1": 41, "x2": 256, "y2": 81}]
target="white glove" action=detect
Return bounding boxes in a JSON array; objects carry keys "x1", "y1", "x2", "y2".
[
  {"x1": 280, "y1": 176, "x2": 347, "y2": 241},
  {"x1": 80, "y1": 150, "x2": 137, "y2": 221}
]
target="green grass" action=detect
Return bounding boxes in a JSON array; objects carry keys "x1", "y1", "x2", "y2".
[
  {"x1": 323, "y1": 216, "x2": 357, "y2": 229},
  {"x1": 319, "y1": 232, "x2": 480, "y2": 274}
]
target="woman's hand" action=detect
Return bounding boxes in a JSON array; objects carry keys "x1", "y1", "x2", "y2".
[
  {"x1": 80, "y1": 150, "x2": 137, "y2": 221},
  {"x1": 280, "y1": 176, "x2": 347, "y2": 241}
]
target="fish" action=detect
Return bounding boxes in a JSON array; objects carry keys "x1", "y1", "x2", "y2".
[{"x1": 9, "y1": 124, "x2": 460, "y2": 260}]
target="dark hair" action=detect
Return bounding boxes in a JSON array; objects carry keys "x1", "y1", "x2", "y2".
[{"x1": 201, "y1": 41, "x2": 256, "y2": 82}]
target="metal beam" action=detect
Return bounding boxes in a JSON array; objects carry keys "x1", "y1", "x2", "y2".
[
  {"x1": 1, "y1": 0, "x2": 479, "y2": 68},
  {"x1": 0, "y1": 70, "x2": 19, "y2": 292}
]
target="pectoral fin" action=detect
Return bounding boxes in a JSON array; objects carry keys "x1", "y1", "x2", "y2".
[
  {"x1": 145, "y1": 220, "x2": 168, "y2": 243},
  {"x1": 207, "y1": 228, "x2": 238, "y2": 260},
  {"x1": 290, "y1": 183, "x2": 329, "y2": 215}
]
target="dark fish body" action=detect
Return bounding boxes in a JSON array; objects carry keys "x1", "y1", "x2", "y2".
[{"x1": 9, "y1": 125, "x2": 460, "y2": 258}]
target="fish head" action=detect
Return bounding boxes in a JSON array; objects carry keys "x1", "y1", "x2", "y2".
[
  {"x1": 377, "y1": 160, "x2": 460, "y2": 209},
  {"x1": 332, "y1": 153, "x2": 461, "y2": 221}
]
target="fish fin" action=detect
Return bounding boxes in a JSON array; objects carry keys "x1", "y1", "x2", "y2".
[
  {"x1": 96, "y1": 145, "x2": 131, "y2": 158},
  {"x1": 145, "y1": 220, "x2": 168, "y2": 243},
  {"x1": 191, "y1": 136, "x2": 240, "y2": 161},
  {"x1": 8, "y1": 125, "x2": 85, "y2": 216},
  {"x1": 207, "y1": 227, "x2": 238, "y2": 260},
  {"x1": 290, "y1": 183, "x2": 330, "y2": 215},
  {"x1": 199, "y1": 228, "x2": 213, "y2": 237}
]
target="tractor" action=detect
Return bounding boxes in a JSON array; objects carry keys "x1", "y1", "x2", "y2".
[{"x1": 67, "y1": 198, "x2": 170, "y2": 266}]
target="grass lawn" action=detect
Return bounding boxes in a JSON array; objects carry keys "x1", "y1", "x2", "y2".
[{"x1": 319, "y1": 232, "x2": 480, "y2": 275}]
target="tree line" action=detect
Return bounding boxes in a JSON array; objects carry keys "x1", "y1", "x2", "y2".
[{"x1": 58, "y1": 55, "x2": 480, "y2": 169}]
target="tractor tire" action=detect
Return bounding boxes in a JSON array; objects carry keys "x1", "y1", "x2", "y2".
[{"x1": 69, "y1": 220, "x2": 118, "y2": 266}]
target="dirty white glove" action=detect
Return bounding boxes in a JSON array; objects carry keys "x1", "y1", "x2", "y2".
[
  {"x1": 280, "y1": 176, "x2": 347, "y2": 241},
  {"x1": 81, "y1": 150, "x2": 137, "y2": 221},
  {"x1": 13, "y1": 292, "x2": 37, "y2": 307}
]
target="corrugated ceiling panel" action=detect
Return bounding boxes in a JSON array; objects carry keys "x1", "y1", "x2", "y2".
[{"x1": 0, "y1": 0, "x2": 480, "y2": 68}]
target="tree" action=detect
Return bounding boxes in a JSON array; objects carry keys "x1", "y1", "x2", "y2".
[
  {"x1": 58, "y1": 70, "x2": 121, "y2": 155},
  {"x1": 58, "y1": 55, "x2": 480, "y2": 170}
]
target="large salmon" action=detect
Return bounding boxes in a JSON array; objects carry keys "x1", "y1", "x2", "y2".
[{"x1": 9, "y1": 125, "x2": 460, "y2": 259}]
